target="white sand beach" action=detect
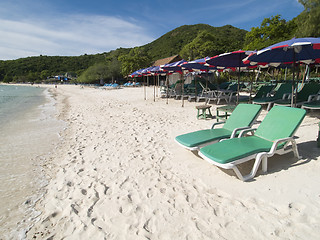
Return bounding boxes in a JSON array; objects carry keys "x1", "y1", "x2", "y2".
[{"x1": 26, "y1": 85, "x2": 320, "y2": 239}]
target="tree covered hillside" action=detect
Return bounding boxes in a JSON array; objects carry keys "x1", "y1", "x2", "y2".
[
  {"x1": 0, "y1": 24, "x2": 247, "y2": 83},
  {"x1": 1, "y1": 0, "x2": 319, "y2": 84},
  {"x1": 144, "y1": 24, "x2": 247, "y2": 60}
]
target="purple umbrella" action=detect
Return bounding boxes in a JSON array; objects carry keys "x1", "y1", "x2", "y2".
[
  {"x1": 244, "y1": 37, "x2": 320, "y2": 107},
  {"x1": 129, "y1": 68, "x2": 143, "y2": 78},
  {"x1": 161, "y1": 59, "x2": 187, "y2": 73},
  {"x1": 161, "y1": 60, "x2": 187, "y2": 107},
  {"x1": 181, "y1": 57, "x2": 217, "y2": 100},
  {"x1": 149, "y1": 66, "x2": 166, "y2": 102},
  {"x1": 181, "y1": 57, "x2": 214, "y2": 71},
  {"x1": 206, "y1": 50, "x2": 256, "y2": 104}
]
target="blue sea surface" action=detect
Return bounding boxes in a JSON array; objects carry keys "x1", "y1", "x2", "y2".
[
  {"x1": 0, "y1": 85, "x2": 45, "y2": 126},
  {"x1": 0, "y1": 84, "x2": 66, "y2": 238}
]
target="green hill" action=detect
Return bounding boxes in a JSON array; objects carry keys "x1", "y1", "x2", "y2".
[
  {"x1": 144, "y1": 24, "x2": 247, "y2": 60},
  {"x1": 0, "y1": 24, "x2": 247, "y2": 82}
]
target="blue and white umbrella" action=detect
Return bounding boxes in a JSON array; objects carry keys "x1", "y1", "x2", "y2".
[{"x1": 244, "y1": 37, "x2": 320, "y2": 107}]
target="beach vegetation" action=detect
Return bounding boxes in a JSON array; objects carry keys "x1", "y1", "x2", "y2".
[
  {"x1": 243, "y1": 15, "x2": 297, "y2": 50},
  {"x1": 144, "y1": 24, "x2": 246, "y2": 61},
  {"x1": 294, "y1": 0, "x2": 320, "y2": 37},
  {"x1": 1, "y1": 2, "x2": 319, "y2": 83},
  {"x1": 118, "y1": 47, "x2": 152, "y2": 77},
  {"x1": 179, "y1": 31, "x2": 226, "y2": 60}
]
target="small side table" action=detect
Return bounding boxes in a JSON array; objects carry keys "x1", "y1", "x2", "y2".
[
  {"x1": 196, "y1": 104, "x2": 213, "y2": 119},
  {"x1": 216, "y1": 105, "x2": 236, "y2": 122}
]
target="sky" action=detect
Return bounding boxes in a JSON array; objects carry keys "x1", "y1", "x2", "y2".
[{"x1": 0, "y1": 0, "x2": 304, "y2": 60}]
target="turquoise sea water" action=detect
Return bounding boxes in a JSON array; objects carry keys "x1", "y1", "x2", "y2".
[{"x1": 0, "y1": 84, "x2": 65, "y2": 239}]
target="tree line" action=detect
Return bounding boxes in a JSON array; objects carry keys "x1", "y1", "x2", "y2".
[{"x1": 0, "y1": 0, "x2": 319, "y2": 84}]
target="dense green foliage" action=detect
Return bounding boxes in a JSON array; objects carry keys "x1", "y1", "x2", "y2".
[
  {"x1": 118, "y1": 24, "x2": 246, "y2": 77},
  {"x1": 243, "y1": 0, "x2": 320, "y2": 50},
  {"x1": 0, "y1": 24, "x2": 246, "y2": 83},
  {"x1": 179, "y1": 26, "x2": 245, "y2": 60},
  {"x1": 0, "y1": 54, "x2": 106, "y2": 83},
  {"x1": 118, "y1": 47, "x2": 152, "y2": 78},
  {"x1": 1, "y1": 1, "x2": 319, "y2": 84},
  {"x1": 144, "y1": 24, "x2": 247, "y2": 60},
  {"x1": 295, "y1": 0, "x2": 320, "y2": 37},
  {"x1": 243, "y1": 15, "x2": 297, "y2": 50}
]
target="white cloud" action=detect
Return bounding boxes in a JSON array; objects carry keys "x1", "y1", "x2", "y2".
[{"x1": 0, "y1": 14, "x2": 155, "y2": 60}]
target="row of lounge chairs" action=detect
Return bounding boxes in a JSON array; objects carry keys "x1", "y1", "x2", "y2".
[
  {"x1": 175, "y1": 104, "x2": 307, "y2": 181},
  {"x1": 167, "y1": 80, "x2": 320, "y2": 110},
  {"x1": 123, "y1": 82, "x2": 141, "y2": 87}
]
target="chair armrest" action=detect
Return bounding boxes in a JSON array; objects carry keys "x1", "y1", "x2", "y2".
[
  {"x1": 267, "y1": 137, "x2": 294, "y2": 156},
  {"x1": 307, "y1": 94, "x2": 319, "y2": 102},
  {"x1": 211, "y1": 121, "x2": 225, "y2": 129},
  {"x1": 230, "y1": 127, "x2": 251, "y2": 138},
  {"x1": 282, "y1": 93, "x2": 291, "y2": 99},
  {"x1": 238, "y1": 128, "x2": 257, "y2": 137}
]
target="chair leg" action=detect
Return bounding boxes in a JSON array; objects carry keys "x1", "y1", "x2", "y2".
[
  {"x1": 240, "y1": 153, "x2": 267, "y2": 181},
  {"x1": 267, "y1": 103, "x2": 273, "y2": 111},
  {"x1": 232, "y1": 166, "x2": 245, "y2": 181},
  {"x1": 291, "y1": 139, "x2": 302, "y2": 159},
  {"x1": 261, "y1": 156, "x2": 268, "y2": 173}
]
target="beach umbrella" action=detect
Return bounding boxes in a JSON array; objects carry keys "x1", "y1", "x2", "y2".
[
  {"x1": 244, "y1": 37, "x2": 320, "y2": 107},
  {"x1": 181, "y1": 57, "x2": 217, "y2": 100},
  {"x1": 161, "y1": 59, "x2": 187, "y2": 73},
  {"x1": 140, "y1": 67, "x2": 154, "y2": 100},
  {"x1": 181, "y1": 57, "x2": 213, "y2": 71},
  {"x1": 129, "y1": 68, "x2": 143, "y2": 78},
  {"x1": 149, "y1": 66, "x2": 164, "y2": 102},
  {"x1": 161, "y1": 60, "x2": 187, "y2": 107},
  {"x1": 206, "y1": 50, "x2": 256, "y2": 104}
]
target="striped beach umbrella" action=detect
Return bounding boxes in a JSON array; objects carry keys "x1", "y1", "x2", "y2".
[{"x1": 244, "y1": 37, "x2": 320, "y2": 107}]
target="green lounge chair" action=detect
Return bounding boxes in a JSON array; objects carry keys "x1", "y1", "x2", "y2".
[
  {"x1": 199, "y1": 106, "x2": 306, "y2": 181},
  {"x1": 273, "y1": 82, "x2": 320, "y2": 107},
  {"x1": 253, "y1": 83, "x2": 292, "y2": 111},
  {"x1": 239, "y1": 84, "x2": 274, "y2": 103},
  {"x1": 175, "y1": 104, "x2": 262, "y2": 151},
  {"x1": 302, "y1": 95, "x2": 320, "y2": 110}
]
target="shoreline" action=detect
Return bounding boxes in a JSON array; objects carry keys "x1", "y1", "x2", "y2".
[
  {"x1": 0, "y1": 84, "x2": 67, "y2": 239},
  {"x1": 24, "y1": 84, "x2": 320, "y2": 239}
]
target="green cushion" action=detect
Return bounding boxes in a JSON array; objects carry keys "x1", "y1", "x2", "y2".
[
  {"x1": 223, "y1": 104, "x2": 261, "y2": 132},
  {"x1": 255, "y1": 106, "x2": 306, "y2": 141},
  {"x1": 253, "y1": 85, "x2": 274, "y2": 99},
  {"x1": 253, "y1": 83, "x2": 292, "y2": 103},
  {"x1": 273, "y1": 83, "x2": 320, "y2": 105},
  {"x1": 175, "y1": 128, "x2": 232, "y2": 148},
  {"x1": 253, "y1": 96, "x2": 278, "y2": 103},
  {"x1": 296, "y1": 83, "x2": 320, "y2": 101},
  {"x1": 199, "y1": 106, "x2": 306, "y2": 164},
  {"x1": 200, "y1": 136, "x2": 273, "y2": 164},
  {"x1": 175, "y1": 104, "x2": 261, "y2": 148},
  {"x1": 303, "y1": 100, "x2": 320, "y2": 109},
  {"x1": 273, "y1": 99, "x2": 291, "y2": 105},
  {"x1": 273, "y1": 83, "x2": 292, "y2": 99}
]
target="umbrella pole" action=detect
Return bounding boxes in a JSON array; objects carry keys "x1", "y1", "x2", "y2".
[
  {"x1": 157, "y1": 75, "x2": 159, "y2": 97},
  {"x1": 144, "y1": 76, "x2": 146, "y2": 100},
  {"x1": 249, "y1": 69, "x2": 254, "y2": 103},
  {"x1": 153, "y1": 75, "x2": 156, "y2": 102},
  {"x1": 291, "y1": 51, "x2": 296, "y2": 108},
  {"x1": 206, "y1": 70, "x2": 208, "y2": 90},
  {"x1": 284, "y1": 67, "x2": 287, "y2": 81},
  {"x1": 194, "y1": 73, "x2": 197, "y2": 103},
  {"x1": 237, "y1": 56, "x2": 241, "y2": 105},
  {"x1": 181, "y1": 72, "x2": 184, "y2": 107},
  {"x1": 166, "y1": 73, "x2": 169, "y2": 105}
]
